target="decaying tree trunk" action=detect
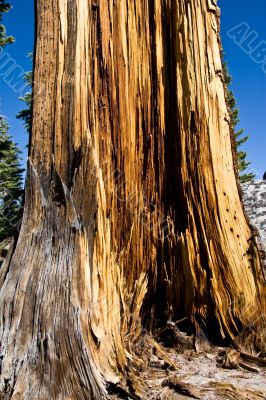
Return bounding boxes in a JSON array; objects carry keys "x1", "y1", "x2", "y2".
[{"x1": 0, "y1": 0, "x2": 265, "y2": 398}]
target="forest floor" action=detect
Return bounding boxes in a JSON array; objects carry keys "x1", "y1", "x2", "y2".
[{"x1": 107, "y1": 325, "x2": 266, "y2": 400}]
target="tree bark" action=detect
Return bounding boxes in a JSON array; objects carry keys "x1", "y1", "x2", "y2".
[{"x1": 0, "y1": 0, "x2": 265, "y2": 398}]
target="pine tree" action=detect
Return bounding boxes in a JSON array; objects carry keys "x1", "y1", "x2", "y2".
[
  {"x1": 0, "y1": 0, "x2": 14, "y2": 47},
  {"x1": 0, "y1": 1, "x2": 23, "y2": 242},
  {"x1": 223, "y1": 61, "x2": 255, "y2": 184},
  {"x1": 0, "y1": 118, "x2": 24, "y2": 241}
]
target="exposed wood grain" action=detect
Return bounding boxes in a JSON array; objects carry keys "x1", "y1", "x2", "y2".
[{"x1": 0, "y1": 0, "x2": 265, "y2": 398}]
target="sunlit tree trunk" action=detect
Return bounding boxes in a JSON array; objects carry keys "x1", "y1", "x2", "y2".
[{"x1": 0, "y1": 0, "x2": 265, "y2": 398}]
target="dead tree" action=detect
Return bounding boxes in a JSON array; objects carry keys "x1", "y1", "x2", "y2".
[{"x1": 0, "y1": 0, "x2": 265, "y2": 398}]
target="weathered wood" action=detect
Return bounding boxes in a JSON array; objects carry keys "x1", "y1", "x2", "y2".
[{"x1": 0, "y1": 0, "x2": 265, "y2": 398}]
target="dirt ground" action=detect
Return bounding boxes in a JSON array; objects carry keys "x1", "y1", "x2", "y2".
[{"x1": 107, "y1": 327, "x2": 266, "y2": 400}]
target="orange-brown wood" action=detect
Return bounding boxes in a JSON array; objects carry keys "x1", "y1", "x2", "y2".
[{"x1": 0, "y1": 1, "x2": 265, "y2": 398}]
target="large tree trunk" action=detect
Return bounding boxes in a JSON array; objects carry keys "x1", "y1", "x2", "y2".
[{"x1": 0, "y1": 0, "x2": 265, "y2": 398}]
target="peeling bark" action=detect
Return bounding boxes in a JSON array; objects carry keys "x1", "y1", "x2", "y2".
[{"x1": 0, "y1": 0, "x2": 265, "y2": 399}]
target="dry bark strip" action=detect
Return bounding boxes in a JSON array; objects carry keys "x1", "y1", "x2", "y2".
[
  {"x1": 220, "y1": 348, "x2": 266, "y2": 372},
  {"x1": 162, "y1": 377, "x2": 201, "y2": 399},
  {"x1": 0, "y1": 0, "x2": 265, "y2": 398}
]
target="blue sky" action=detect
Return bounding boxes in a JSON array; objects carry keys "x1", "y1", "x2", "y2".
[
  {"x1": 220, "y1": 0, "x2": 266, "y2": 178},
  {"x1": 0, "y1": 0, "x2": 265, "y2": 178},
  {"x1": 0, "y1": 0, "x2": 34, "y2": 164}
]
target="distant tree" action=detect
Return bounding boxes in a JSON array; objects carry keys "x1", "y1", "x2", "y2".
[
  {"x1": 223, "y1": 61, "x2": 255, "y2": 184},
  {"x1": 17, "y1": 53, "x2": 33, "y2": 135},
  {"x1": 0, "y1": 1, "x2": 23, "y2": 241},
  {"x1": 0, "y1": 0, "x2": 14, "y2": 47},
  {"x1": 0, "y1": 118, "x2": 24, "y2": 240}
]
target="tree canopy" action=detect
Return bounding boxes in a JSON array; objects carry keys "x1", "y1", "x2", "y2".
[
  {"x1": 0, "y1": 2, "x2": 23, "y2": 241},
  {"x1": 0, "y1": 0, "x2": 14, "y2": 47},
  {"x1": 223, "y1": 61, "x2": 256, "y2": 184},
  {"x1": 0, "y1": 118, "x2": 24, "y2": 240}
]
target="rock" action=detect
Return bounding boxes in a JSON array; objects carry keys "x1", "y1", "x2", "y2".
[
  {"x1": 150, "y1": 355, "x2": 165, "y2": 369},
  {"x1": 242, "y1": 180, "x2": 266, "y2": 251}
]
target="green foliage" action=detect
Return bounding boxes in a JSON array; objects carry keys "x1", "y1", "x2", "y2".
[
  {"x1": 0, "y1": 2, "x2": 24, "y2": 241},
  {"x1": 223, "y1": 61, "x2": 255, "y2": 184},
  {"x1": 17, "y1": 53, "x2": 33, "y2": 135},
  {"x1": 0, "y1": 0, "x2": 14, "y2": 47},
  {"x1": 0, "y1": 118, "x2": 24, "y2": 240}
]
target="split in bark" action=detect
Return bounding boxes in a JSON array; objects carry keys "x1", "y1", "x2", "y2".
[{"x1": 0, "y1": 0, "x2": 265, "y2": 398}]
